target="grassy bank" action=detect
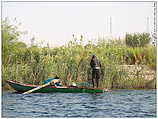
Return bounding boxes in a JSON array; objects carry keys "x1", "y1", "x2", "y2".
[{"x1": 2, "y1": 20, "x2": 156, "y2": 89}]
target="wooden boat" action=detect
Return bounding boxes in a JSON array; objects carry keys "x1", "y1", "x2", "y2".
[{"x1": 6, "y1": 80, "x2": 106, "y2": 93}]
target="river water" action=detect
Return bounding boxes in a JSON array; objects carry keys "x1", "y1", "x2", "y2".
[{"x1": 2, "y1": 89, "x2": 156, "y2": 118}]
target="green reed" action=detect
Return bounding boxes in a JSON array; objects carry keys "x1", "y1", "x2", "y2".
[{"x1": 2, "y1": 19, "x2": 156, "y2": 89}]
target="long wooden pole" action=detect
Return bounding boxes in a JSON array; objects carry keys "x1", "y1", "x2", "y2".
[{"x1": 23, "y1": 79, "x2": 59, "y2": 94}]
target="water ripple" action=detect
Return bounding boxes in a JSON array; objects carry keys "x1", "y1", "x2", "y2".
[{"x1": 2, "y1": 89, "x2": 156, "y2": 118}]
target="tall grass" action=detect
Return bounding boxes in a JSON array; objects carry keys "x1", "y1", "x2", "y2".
[
  {"x1": 2, "y1": 37, "x2": 156, "y2": 89},
  {"x1": 2, "y1": 19, "x2": 156, "y2": 89}
]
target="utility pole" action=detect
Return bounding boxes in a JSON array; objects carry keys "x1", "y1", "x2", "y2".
[
  {"x1": 146, "y1": 17, "x2": 149, "y2": 33},
  {"x1": 110, "y1": 16, "x2": 112, "y2": 34}
]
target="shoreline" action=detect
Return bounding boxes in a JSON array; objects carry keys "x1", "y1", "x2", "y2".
[{"x1": 2, "y1": 84, "x2": 156, "y2": 92}]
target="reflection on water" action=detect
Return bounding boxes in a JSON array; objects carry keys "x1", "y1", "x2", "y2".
[{"x1": 2, "y1": 89, "x2": 156, "y2": 117}]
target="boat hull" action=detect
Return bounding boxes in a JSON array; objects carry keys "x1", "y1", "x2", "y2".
[{"x1": 6, "y1": 80, "x2": 105, "y2": 93}]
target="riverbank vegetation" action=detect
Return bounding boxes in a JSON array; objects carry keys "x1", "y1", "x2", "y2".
[{"x1": 2, "y1": 19, "x2": 156, "y2": 90}]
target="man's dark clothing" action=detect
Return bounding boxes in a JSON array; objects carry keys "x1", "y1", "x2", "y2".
[{"x1": 90, "y1": 55, "x2": 101, "y2": 88}]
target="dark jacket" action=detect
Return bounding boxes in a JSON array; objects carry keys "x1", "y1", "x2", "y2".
[{"x1": 90, "y1": 56, "x2": 101, "y2": 70}]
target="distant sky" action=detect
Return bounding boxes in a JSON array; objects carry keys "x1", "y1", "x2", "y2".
[{"x1": 2, "y1": 2, "x2": 155, "y2": 47}]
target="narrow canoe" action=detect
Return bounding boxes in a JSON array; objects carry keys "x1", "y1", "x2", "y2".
[{"x1": 6, "y1": 80, "x2": 106, "y2": 93}]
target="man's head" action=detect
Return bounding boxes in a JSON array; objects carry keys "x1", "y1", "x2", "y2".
[{"x1": 92, "y1": 54, "x2": 96, "y2": 59}]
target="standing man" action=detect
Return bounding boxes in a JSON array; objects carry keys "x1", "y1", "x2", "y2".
[{"x1": 90, "y1": 55, "x2": 101, "y2": 88}]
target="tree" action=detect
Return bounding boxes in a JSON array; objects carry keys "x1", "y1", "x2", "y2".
[
  {"x1": 2, "y1": 18, "x2": 27, "y2": 65},
  {"x1": 125, "y1": 33, "x2": 151, "y2": 47}
]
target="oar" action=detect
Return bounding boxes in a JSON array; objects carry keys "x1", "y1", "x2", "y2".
[{"x1": 23, "y1": 79, "x2": 59, "y2": 94}]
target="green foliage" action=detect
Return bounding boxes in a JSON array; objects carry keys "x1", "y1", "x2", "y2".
[
  {"x1": 2, "y1": 18, "x2": 26, "y2": 65},
  {"x1": 125, "y1": 33, "x2": 151, "y2": 47},
  {"x1": 124, "y1": 46, "x2": 156, "y2": 69},
  {"x1": 2, "y1": 19, "x2": 156, "y2": 89}
]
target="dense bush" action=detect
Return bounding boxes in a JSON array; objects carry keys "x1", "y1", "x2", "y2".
[{"x1": 125, "y1": 33, "x2": 151, "y2": 47}]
